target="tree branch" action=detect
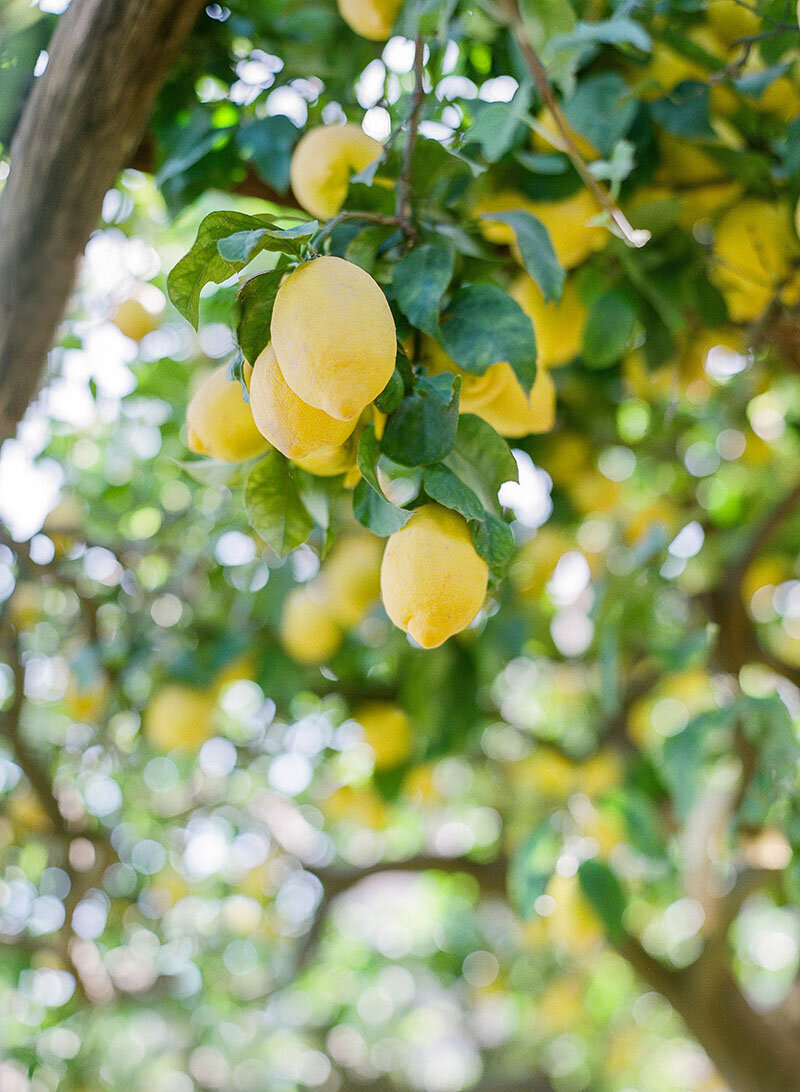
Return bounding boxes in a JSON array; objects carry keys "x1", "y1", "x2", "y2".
[
  {"x1": 500, "y1": 0, "x2": 650, "y2": 251},
  {"x1": 394, "y1": 29, "x2": 426, "y2": 239},
  {"x1": 0, "y1": 0, "x2": 207, "y2": 444}
]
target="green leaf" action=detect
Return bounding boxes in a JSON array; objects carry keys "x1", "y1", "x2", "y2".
[
  {"x1": 235, "y1": 116, "x2": 300, "y2": 194},
  {"x1": 471, "y1": 513, "x2": 515, "y2": 582},
  {"x1": 650, "y1": 81, "x2": 715, "y2": 139},
  {"x1": 217, "y1": 220, "x2": 317, "y2": 265},
  {"x1": 374, "y1": 365, "x2": 406, "y2": 415},
  {"x1": 381, "y1": 374, "x2": 461, "y2": 467},
  {"x1": 562, "y1": 72, "x2": 639, "y2": 157},
  {"x1": 551, "y1": 17, "x2": 651, "y2": 53},
  {"x1": 168, "y1": 211, "x2": 267, "y2": 328},
  {"x1": 244, "y1": 451, "x2": 313, "y2": 556},
  {"x1": 226, "y1": 351, "x2": 249, "y2": 403},
  {"x1": 482, "y1": 211, "x2": 564, "y2": 303},
  {"x1": 443, "y1": 413, "x2": 518, "y2": 515},
  {"x1": 508, "y1": 822, "x2": 561, "y2": 918},
  {"x1": 582, "y1": 289, "x2": 637, "y2": 367},
  {"x1": 468, "y1": 100, "x2": 528, "y2": 163},
  {"x1": 352, "y1": 426, "x2": 412, "y2": 536},
  {"x1": 519, "y1": 0, "x2": 576, "y2": 52},
  {"x1": 392, "y1": 243, "x2": 454, "y2": 337},
  {"x1": 440, "y1": 285, "x2": 537, "y2": 393},
  {"x1": 236, "y1": 269, "x2": 284, "y2": 364},
  {"x1": 577, "y1": 859, "x2": 627, "y2": 942},
  {"x1": 422, "y1": 465, "x2": 485, "y2": 521}
]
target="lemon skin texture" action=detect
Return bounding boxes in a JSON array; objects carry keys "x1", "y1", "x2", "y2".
[
  {"x1": 270, "y1": 256, "x2": 397, "y2": 421},
  {"x1": 380, "y1": 504, "x2": 489, "y2": 649},
  {"x1": 354, "y1": 701, "x2": 413, "y2": 769},
  {"x1": 290, "y1": 123, "x2": 382, "y2": 219},
  {"x1": 186, "y1": 365, "x2": 271, "y2": 463},
  {"x1": 249, "y1": 344, "x2": 358, "y2": 460},
  {"x1": 337, "y1": 0, "x2": 402, "y2": 39},
  {"x1": 145, "y1": 684, "x2": 217, "y2": 752}
]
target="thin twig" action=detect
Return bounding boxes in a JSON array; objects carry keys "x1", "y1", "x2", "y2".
[
  {"x1": 394, "y1": 29, "x2": 426, "y2": 239},
  {"x1": 501, "y1": 0, "x2": 650, "y2": 250}
]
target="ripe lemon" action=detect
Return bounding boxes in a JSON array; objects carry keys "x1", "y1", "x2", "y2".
[
  {"x1": 380, "y1": 504, "x2": 489, "y2": 648},
  {"x1": 293, "y1": 438, "x2": 358, "y2": 477},
  {"x1": 510, "y1": 275, "x2": 587, "y2": 368},
  {"x1": 271, "y1": 256, "x2": 396, "y2": 420},
  {"x1": 353, "y1": 701, "x2": 412, "y2": 768},
  {"x1": 545, "y1": 872, "x2": 604, "y2": 952},
  {"x1": 707, "y1": 0, "x2": 760, "y2": 42},
  {"x1": 112, "y1": 298, "x2": 160, "y2": 341},
  {"x1": 472, "y1": 363, "x2": 556, "y2": 438},
  {"x1": 186, "y1": 364, "x2": 271, "y2": 462},
  {"x1": 529, "y1": 189, "x2": 606, "y2": 269},
  {"x1": 420, "y1": 335, "x2": 509, "y2": 410},
  {"x1": 290, "y1": 123, "x2": 382, "y2": 219},
  {"x1": 337, "y1": 0, "x2": 402, "y2": 39},
  {"x1": 145, "y1": 684, "x2": 216, "y2": 752},
  {"x1": 711, "y1": 199, "x2": 796, "y2": 321},
  {"x1": 64, "y1": 673, "x2": 110, "y2": 723},
  {"x1": 280, "y1": 583, "x2": 343, "y2": 665},
  {"x1": 531, "y1": 107, "x2": 597, "y2": 160},
  {"x1": 320, "y1": 532, "x2": 383, "y2": 626},
  {"x1": 249, "y1": 344, "x2": 357, "y2": 459}
]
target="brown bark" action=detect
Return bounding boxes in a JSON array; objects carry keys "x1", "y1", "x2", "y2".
[{"x1": 0, "y1": 0, "x2": 207, "y2": 444}]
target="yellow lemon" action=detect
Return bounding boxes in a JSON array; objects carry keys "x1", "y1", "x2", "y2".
[
  {"x1": 353, "y1": 701, "x2": 413, "y2": 768},
  {"x1": 511, "y1": 526, "x2": 574, "y2": 600},
  {"x1": 293, "y1": 437, "x2": 358, "y2": 477},
  {"x1": 706, "y1": 0, "x2": 760, "y2": 43},
  {"x1": 322, "y1": 783, "x2": 389, "y2": 827},
  {"x1": 9, "y1": 583, "x2": 41, "y2": 630},
  {"x1": 186, "y1": 364, "x2": 271, "y2": 462},
  {"x1": 545, "y1": 872, "x2": 604, "y2": 953},
  {"x1": 419, "y1": 335, "x2": 509, "y2": 410},
  {"x1": 320, "y1": 532, "x2": 383, "y2": 626},
  {"x1": 280, "y1": 583, "x2": 343, "y2": 665},
  {"x1": 509, "y1": 275, "x2": 587, "y2": 368},
  {"x1": 337, "y1": 0, "x2": 402, "y2": 39},
  {"x1": 473, "y1": 189, "x2": 538, "y2": 245},
  {"x1": 531, "y1": 107, "x2": 597, "y2": 160},
  {"x1": 112, "y1": 297, "x2": 160, "y2": 341},
  {"x1": 249, "y1": 344, "x2": 357, "y2": 459},
  {"x1": 711, "y1": 199, "x2": 796, "y2": 322},
  {"x1": 144, "y1": 684, "x2": 216, "y2": 752},
  {"x1": 6, "y1": 789, "x2": 52, "y2": 833},
  {"x1": 507, "y1": 748, "x2": 575, "y2": 796},
  {"x1": 380, "y1": 504, "x2": 489, "y2": 648},
  {"x1": 529, "y1": 189, "x2": 606, "y2": 269},
  {"x1": 472, "y1": 364, "x2": 556, "y2": 438},
  {"x1": 64, "y1": 672, "x2": 110, "y2": 723},
  {"x1": 271, "y1": 256, "x2": 396, "y2": 420},
  {"x1": 213, "y1": 653, "x2": 257, "y2": 694},
  {"x1": 290, "y1": 123, "x2": 382, "y2": 219}
]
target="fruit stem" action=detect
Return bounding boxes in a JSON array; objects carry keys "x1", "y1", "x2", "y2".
[{"x1": 502, "y1": 0, "x2": 650, "y2": 251}]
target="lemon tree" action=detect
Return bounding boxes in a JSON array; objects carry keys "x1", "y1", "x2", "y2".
[{"x1": 3, "y1": 1, "x2": 800, "y2": 1091}]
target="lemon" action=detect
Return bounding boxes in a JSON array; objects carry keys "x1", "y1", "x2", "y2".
[
  {"x1": 249, "y1": 344, "x2": 357, "y2": 459},
  {"x1": 353, "y1": 701, "x2": 413, "y2": 768},
  {"x1": 337, "y1": 0, "x2": 402, "y2": 38},
  {"x1": 510, "y1": 275, "x2": 587, "y2": 368},
  {"x1": 380, "y1": 504, "x2": 489, "y2": 648},
  {"x1": 531, "y1": 107, "x2": 597, "y2": 160},
  {"x1": 186, "y1": 364, "x2": 271, "y2": 462},
  {"x1": 711, "y1": 199, "x2": 796, "y2": 322},
  {"x1": 472, "y1": 363, "x2": 556, "y2": 438},
  {"x1": 293, "y1": 438, "x2": 358, "y2": 477},
  {"x1": 290, "y1": 123, "x2": 382, "y2": 219},
  {"x1": 271, "y1": 256, "x2": 396, "y2": 420},
  {"x1": 144, "y1": 684, "x2": 217, "y2": 751},
  {"x1": 280, "y1": 583, "x2": 343, "y2": 665},
  {"x1": 529, "y1": 189, "x2": 606, "y2": 269},
  {"x1": 419, "y1": 335, "x2": 509, "y2": 410},
  {"x1": 706, "y1": 0, "x2": 759, "y2": 42},
  {"x1": 320, "y1": 532, "x2": 383, "y2": 626},
  {"x1": 545, "y1": 872, "x2": 604, "y2": 952},
  {"x1": 64, "y1": 672, "x2": 110, "y2": 723},
  {"x1": 112, "y1": 298, "x2": 160, "y2": 341}
]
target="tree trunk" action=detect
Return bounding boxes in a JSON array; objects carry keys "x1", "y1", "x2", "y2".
[
  {"x1": 623, "y1": 938, "x2": 800, "y2": 1092},
  {"x1": 0, "y1": 0, "x2": 206, "y2": 444}
]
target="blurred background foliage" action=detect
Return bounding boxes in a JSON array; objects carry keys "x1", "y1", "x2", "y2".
[{"x1": 3, "y1": 0, "x2": 800, "y2": 1091}]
